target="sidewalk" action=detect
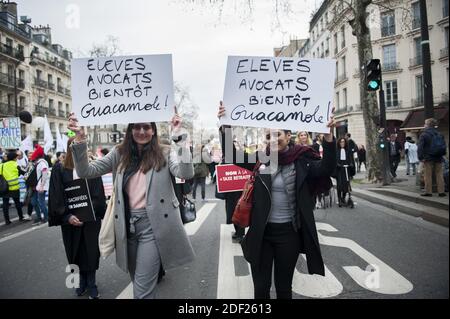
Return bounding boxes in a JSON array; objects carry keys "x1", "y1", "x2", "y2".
[{"x1": 351, "y1": 163, "x2": 449, "y2": 227}]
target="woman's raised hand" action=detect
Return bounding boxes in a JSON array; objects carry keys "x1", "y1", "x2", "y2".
[{"x1": 68, "y1": 112, "x2": 86, "y2": 142}]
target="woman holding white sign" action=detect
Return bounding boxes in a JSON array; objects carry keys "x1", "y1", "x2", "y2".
[
  {"x1": 218, "y1": 102, "x2": 336, "y2": 299},
  {"x1": 68, "y1": 109, "x2": 194, "y2": 299}
]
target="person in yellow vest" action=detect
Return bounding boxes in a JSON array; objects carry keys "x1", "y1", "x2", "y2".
[{"x1": 0, "y1": 151, "x2": 26, "y2": 225}]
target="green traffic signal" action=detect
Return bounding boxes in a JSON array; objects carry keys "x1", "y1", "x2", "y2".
[{"x1": 368, "y1": 80, "x2": 380, "y2": 90}]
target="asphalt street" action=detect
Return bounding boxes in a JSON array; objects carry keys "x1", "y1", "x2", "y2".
[{"x1": 0, "y1": 183, "x2": 448, "y2": 299}]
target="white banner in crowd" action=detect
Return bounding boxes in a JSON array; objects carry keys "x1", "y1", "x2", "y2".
[
  {"x1": 20, "y1": 135, "x2": 33, "y2": 153},
  {"x1": 56, "y1": 125, "x2": 66, "y2": 152},
  {"x1": 71, "y1": 54, "x2": 175, "y2": 126},
  {"x1": 221, "y1": 56, "x2": 336, "y2": 133},
  {"x1": 0, "y1": 117, "x2": 21, "y2": 149},
  {"x1": 43, "y1": 115, "x2": 54, "y2": 154}
]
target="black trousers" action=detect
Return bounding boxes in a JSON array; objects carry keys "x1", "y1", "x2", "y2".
[
  {"x1": 2, "y1": 191, "x2": 24, "y2": 222},
  {"x1": 250, "y1": 222, "x2": 301, "y2": 299},
  {"x1": 390, "y1": 156, "x2": 400, "y2": 178}
]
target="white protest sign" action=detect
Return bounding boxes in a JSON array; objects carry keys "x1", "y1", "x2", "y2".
[
  {"x1": 222, "y1": 56, "x2": 336, "y2": 133},
  {"x1": 71, "y1": 54, "x2": 175, "y2": 125},
  {"x1": 0, "y1": 117, "x2": 21, "y2": 149}
]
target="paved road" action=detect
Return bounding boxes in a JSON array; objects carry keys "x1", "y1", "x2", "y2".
[{"x1": 0, "y1": 183, "x2": 448, "y2": 299}]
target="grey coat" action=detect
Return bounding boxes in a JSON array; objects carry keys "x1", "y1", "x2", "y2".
[{"x1": 71, "y1": 140, "x2": 195, "y2": 273}]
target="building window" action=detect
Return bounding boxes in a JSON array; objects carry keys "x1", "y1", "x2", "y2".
[
  {"x1": 336, "y1": 91, "x2": 340, "y2": 110},
  {"x1": 341, "y1": 56, "x2": 346, "y2": 77},
  {"x1": 334, "y1": 33, "x2": 338, "y2": 54},
  {"x1": 415, "y1": 75, "x2": 424, "y2": 105},
  {"x1": 343, "y1": 88, "x2": 348, "y2": 108},
  {"x1": 335, "y1": 60, "x2": 339, "y2": 81},
  {"x1": 414, "y1": 37, "x2": 422, "y2": 65},
  {"x1": 49, "y1": 99, "x2": 54, "y2": 109},
  {"x1": 385, "y1": 80, "x2": 398, "y2": 107},
  {"x1": 382, "y1": 44, "x2": 397, "y2": 70},
  {"x1": 443, "y1": 0, "x2": 449, "y2": 18},
  {"x1": 381, "y1": 11, "x2": 396, "y2": 37},
  {"x1": 19, "y1": 96, "x2": 25, "y2": 107},
  {"x1": 412, "y1": 2, "x2": 421, "y2": 30},
  {"x1": 341, "y1": 25, "x2": 345, "y2": 48}
]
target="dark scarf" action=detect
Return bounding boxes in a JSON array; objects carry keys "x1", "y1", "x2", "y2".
[{"x1": 266, "y1": 144, "x2": 332, "y2": 197}]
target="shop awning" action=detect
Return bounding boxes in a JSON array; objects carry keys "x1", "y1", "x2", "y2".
[{"x1": 400, "y1": 105, "x2": 449, "y2": 131}]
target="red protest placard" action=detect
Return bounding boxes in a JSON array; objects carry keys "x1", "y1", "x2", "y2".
[{"x1": 216, "y1": 164, "x2": 252, "y2": 193}]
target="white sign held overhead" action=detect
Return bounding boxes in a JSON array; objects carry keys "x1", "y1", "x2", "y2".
[
  {"x1": 221, "y1": 56, "x2": 336, "y2": 133},
  {"x1": 71, "y1": 54, "x2": 175, "y2": 126}
]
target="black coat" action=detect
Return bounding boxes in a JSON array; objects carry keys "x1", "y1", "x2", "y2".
[
  {"x1": 220, "y1": 127, "x2": 336, "y2": 275},
  {"x1": 418, "y1": 127, "x2": 445, "y2": 162},
  {"x1": 48, "y1": 163, "x2": 107, "y2": 271}
]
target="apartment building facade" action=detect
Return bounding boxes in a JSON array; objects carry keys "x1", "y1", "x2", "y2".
[{"x1": 294, "y1": 0, "x2": 449, "y2": 147}]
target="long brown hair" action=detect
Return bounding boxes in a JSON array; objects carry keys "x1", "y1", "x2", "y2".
[
  {"x1": 116, "y1": 122, "x2": 167, "y2": 173},
  {"x1": 63, "y1": 137, "x2": 75, "y2": 170}
]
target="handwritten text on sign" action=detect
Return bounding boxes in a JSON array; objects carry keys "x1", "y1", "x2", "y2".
[
  {"x1": 71, "y1": 54, "x2": 174, "y2": 125},
  {"x1": 221, "y1": 56, "x2": 336, "y2": 133},
  {"x1": 0, "y1": 117, "x2": 21, "y2": 149},
  {"x1": 216, "y1": 164, "x2": 252, "y2": 193}
]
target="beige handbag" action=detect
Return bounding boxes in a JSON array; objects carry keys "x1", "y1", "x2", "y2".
[{"x1": 99, "y1": 190, "x2": 116, "y2": 258}]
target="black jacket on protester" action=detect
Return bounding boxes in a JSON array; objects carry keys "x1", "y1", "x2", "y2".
[
  {"x1": 418, "y1": 127, "x2": 445, "y2": 162},
  {"x1": 220, "y1": 126, "x2": 336, "y2": 276},
  {"x1": 48, "y1": 163, "x2": 107, "y2": 271}
]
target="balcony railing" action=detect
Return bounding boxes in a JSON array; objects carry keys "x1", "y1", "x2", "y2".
[
  {"x1": 410, "y1": 55, "x2": 423, "y2": 67},
  {"x1": 65, "y1": 88, "x2": 71, "y2": 96},
  {"x1": 34, "y1": 78, "x2": 48, "y2": 89},
  {"x1": 412, "y1": 17, "x2": 421, "y2": 30},
  {"x1": 386, "y1": 100, "x2": 402, "y2": 108},
  {"x1": 411, "y1": 98, "x2": 424, "y2": 107},
  {"x1": 35, "y1": 54, "x2": 69, "y2": 73},
  {"x1": 381, "y1": 25, "x2": 396, "y2": 37},
  {"x1": 57, "y1": 85, "x2": 65, "y2": 94},
  {"x1": 34, "y1": 105, "x2": 48, "y2": 117},
  {"x1": 48, "y1": 82, "x2": 55, "y2": 91},
  {"x1": 382, "y1": 62, "x2": 400, "y2": 71},
  {"x1": 0, "y1": 72, "x2": 25, "y2": 89},
  {"x1": 59, "y1": 109, "x2": 66, "y2": 117},
  {"x1": 0, "y1": 43, "x2": 24, "y2": 61},
  {"x1": 440, "y1": 47, "x2": 448, "y2": 59},
  {"x1": 0, "y1": 17, "x2": 32, "y2": 39},
  {"x1": 49, "y1": 107, "x2": 57, "y2": 116}
]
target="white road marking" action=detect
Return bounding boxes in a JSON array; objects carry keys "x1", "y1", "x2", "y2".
[
  {"x1": 217, "y1": 224, "x2": 253, "y2": 299},
  {"x1": 184, "y1": 203, "x2": 216, "y2": 236},
  {"x1": 292, "y1": 254, "x2": 343, "y2": 298},
  {"x1": 116, "y1": 282, "x2": 133, "y2": 299},
  {"x1": 317, "y1": 222, "x2": 413, "y2": 295},
  {"x1": 0, "y1": 223, "x2": 47, "y2": 244}
]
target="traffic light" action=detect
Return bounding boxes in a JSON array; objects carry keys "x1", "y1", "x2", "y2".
[
  {"x1": 365, "y1": 59, "x2": 381, "y2": 91},
  {"x1": 378, "y1": 133, "x2": 386, "y2": 149}
]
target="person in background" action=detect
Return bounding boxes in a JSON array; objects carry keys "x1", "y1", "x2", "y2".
[
  {"x1": 30, "y1": 145, "x2": 50, "y2": 225},
  {"x1": 192, "y1": 145, "x2": 209, "y2": 201},
  {"x1": 387, "y1": 133, "x2": 402, "y2": 178},
  {"x1": 345, "y1": 133, "x2": 359, "y2": 171},
  {"x1": 55, "y1": 152, "x2": 66, "y2": 166},
  {"x1": 312, "y1": 134, "x2": 324, "y2": 158},
  {"x1": 418, "y1": 118, "x2": 446, "y2": 197},
  {"x1": 357, "y1": 145, "x2": 367, "y2": 172},
  {"x1": 335, "y1": 138, "x2": 355, "y2": 207},
  {"x1": 404, "y1": 137, "x2": 419, "y2": 176},
  {"x1": 1, "y1": 151, "x2": 26, "y2": 224},
  {"x1": 16, "y1": 150, "x2": 29, "y2": 171},
  {"x1": 296, "y1": 131, "x2": 313, "y2": 146},
  {"x1": 48, "y1": 138, "x2": 106, "y2": 299}
]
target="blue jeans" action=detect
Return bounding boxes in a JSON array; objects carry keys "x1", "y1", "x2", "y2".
[{"x1": 32, "y1": 191, "x2": 48, "y2": 222}]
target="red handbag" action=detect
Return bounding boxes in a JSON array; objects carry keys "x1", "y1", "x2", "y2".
[{"x1": 232, "y1": 162, "x2": 261, "y2": 228}]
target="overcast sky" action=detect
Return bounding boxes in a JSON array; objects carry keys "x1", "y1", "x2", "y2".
[{"x1": 16, "y1": 0, "x2": 318, "y2": 128}]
